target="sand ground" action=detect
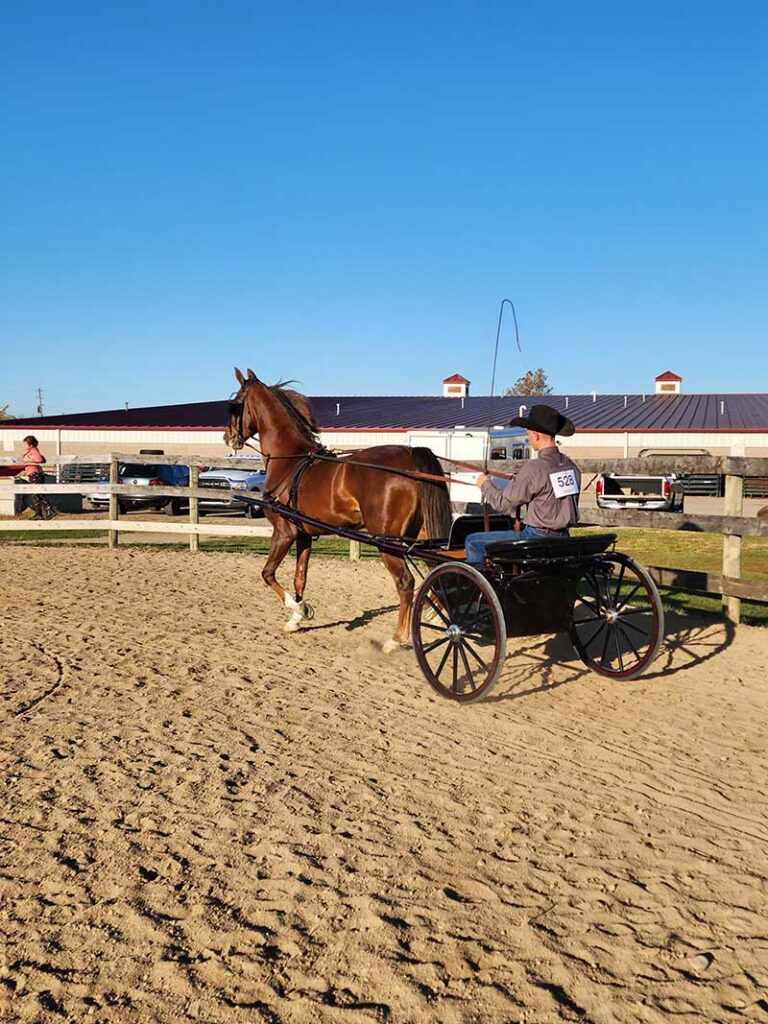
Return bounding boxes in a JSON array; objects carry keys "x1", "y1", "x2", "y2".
[{"x1": 0, "y1": 547, "x2": 766, "y2": 1023}]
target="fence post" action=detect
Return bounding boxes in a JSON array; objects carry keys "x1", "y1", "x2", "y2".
[
  {"x1": 189, "y1": 466, "x2": 199, "y2": 553},
  {"x1": 722, "y1": 471, "x2": 743, "y2": 624},
  {"x1": 349, "y1": 540, "x2": 361, "y2": 561},
  {"x1": 108, "y1": 456, "x2": 119, "y2": 549}
]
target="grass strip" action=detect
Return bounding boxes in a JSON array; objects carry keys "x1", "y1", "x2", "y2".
[{"x1": 3, "y1": 525, "x2": 766, "y2": 624}]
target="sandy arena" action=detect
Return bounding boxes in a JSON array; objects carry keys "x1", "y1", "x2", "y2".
[{"x1": 1, "y1": 547, "x2": 766, "y2": 1023}]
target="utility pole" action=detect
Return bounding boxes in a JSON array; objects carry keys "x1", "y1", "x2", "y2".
[{"x1": 36, "y1": 388, "x2": 44, "y2": 417}]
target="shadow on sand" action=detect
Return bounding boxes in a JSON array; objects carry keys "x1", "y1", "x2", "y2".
[
  {"x1": 483, "y1": 611, "x2": 737, "y2": 705},
  {"x1": 302, "y1": 604, "x2": 400, "y2": 634}
]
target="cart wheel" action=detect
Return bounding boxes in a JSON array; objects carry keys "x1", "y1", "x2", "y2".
[
  {"x1": 570, "y1": 553, "x2": 664, "y2": 680},
  {"x1": 412, "y1": 563, "x2": 506, "y2": 703}
]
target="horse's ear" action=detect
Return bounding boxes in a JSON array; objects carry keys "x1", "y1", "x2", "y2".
[
  {"x1": 234, "y1": 367, "x2": 245, "y2": 386},
  {"x1": 246, "y1": 368, "x2": 256, "y2": 379}
]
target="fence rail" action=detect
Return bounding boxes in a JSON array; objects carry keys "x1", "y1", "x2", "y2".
[{"x1": 2, "y1": 452, "x2": 767, "y2": 620}]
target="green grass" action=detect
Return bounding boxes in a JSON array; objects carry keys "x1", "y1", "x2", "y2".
[
  {"x1": 573, "y1": 527, "x2": 768, "y2": 580},
  {"x1": 200, "y1": 535, "x2": 381, "y2": 557},
  {"x1": 3, "y1": 523, "x2": 766, "y2": 625},
  {"x1": 655, "y1": 586, "x2": 768, "y2": 626},
  {"x1": 0, "y1": 529, "x2": 107, "y2": 543},
  {"x1": 573, "y1": 527, "x2": 768, "y2": 626}
]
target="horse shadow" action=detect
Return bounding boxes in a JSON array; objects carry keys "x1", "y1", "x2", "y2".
[
  {"x1": 303, "y1": 604, "x2": 400, "y2": 634},
  {"x1": 483, "y1": 610, "x2": 737, "y2": 704}
]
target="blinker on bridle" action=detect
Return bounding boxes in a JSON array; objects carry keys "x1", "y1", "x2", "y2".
[{"x1": 227, "y1": 390, "x2": 261, "y2": 451}]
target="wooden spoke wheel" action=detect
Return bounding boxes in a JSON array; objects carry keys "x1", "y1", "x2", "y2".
[
  {"x1": 412, "y1": 563, "x2": 506, "y2": 703},
  {"x1": 570, "y1": 553, "x2": 664, "y2": 680}
]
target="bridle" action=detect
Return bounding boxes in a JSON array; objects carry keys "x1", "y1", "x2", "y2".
[
  {"x1": 227, "y1": 387, "x2": 261, "y2": 452},
  {"x1": 226, "y1": 378, "x2": 514, "y2": 496}
]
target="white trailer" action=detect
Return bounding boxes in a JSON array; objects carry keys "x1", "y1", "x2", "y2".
[{"x1": 407, "y1": 427, "x2": 529, "y2": 508}]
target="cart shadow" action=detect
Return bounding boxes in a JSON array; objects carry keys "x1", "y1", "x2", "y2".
[
  {"x1": 641, "y1": 612, "x2": 736, "y2": 680},
  {"x1": 484, "y1": 612, "x2": 736, "y2": 704}
]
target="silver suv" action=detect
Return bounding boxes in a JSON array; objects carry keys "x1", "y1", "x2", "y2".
[
  {"x1": 87, "y1": 462, "x2": 190, "y2": 515},
  {"x1": 198, "y1": 457, "x2": 266, "y2": 517}
]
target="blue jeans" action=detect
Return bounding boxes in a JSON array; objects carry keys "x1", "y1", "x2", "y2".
[{"x1": 464, "y1": 526, "x2": 569, "y2": 564}]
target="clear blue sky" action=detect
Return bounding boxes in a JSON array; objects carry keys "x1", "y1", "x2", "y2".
[{"x1": 2, "y1": 1, "x2": 765, "y2": 416}]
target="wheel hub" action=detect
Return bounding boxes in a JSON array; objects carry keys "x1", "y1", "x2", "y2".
[
  {"x1": 445, "y1": 623, "x2": 463, "y2": 642},
  {"x1": 604, "y1": 607, "x2": 619, "y2": 624}
]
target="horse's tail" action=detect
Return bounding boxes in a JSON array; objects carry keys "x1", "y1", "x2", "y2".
[{"x1": 411, "y1": 447, "x2": 452, "y2": 539}]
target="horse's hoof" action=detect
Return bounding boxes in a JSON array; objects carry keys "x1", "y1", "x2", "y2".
[
  {"x1": 382, "y1": 639, "x2": 401, "y2": 654},
  {"x1": 303, "y1": 602, "x2": 315, "y2": 621},
  {"x1": 284, "y1": 620, "x2": 301, "y2": 633}
]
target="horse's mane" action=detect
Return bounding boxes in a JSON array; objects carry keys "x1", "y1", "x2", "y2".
[{"x1": 268, "y1": 380, "x2": 319, "y2": 445}]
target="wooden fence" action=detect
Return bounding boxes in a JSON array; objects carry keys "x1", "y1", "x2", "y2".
[
  {"x1": 492, "y1": 454, "x2": 768, "y2": 624},
  {"x1": 1, "y1": 452, "x2": 767, "y2": 624},
  {"x1": 0, "y1": 453, "x2": 274, "y2": 546}
]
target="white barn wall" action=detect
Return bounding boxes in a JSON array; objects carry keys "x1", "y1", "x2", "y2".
[{"x1": 2, "y1": 426, "x2": 767, "y2": 464}]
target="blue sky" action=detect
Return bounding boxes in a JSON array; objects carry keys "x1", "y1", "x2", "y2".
[{"x1": 2, "y1": 1, "x2": 765, "y2": 416}]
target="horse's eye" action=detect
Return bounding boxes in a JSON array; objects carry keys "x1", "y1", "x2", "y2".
[{"x1": 228, "y1": 402, "x2": 242, "y2": 416}]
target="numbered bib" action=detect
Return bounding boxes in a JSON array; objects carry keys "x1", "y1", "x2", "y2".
[{"x1": 549, "y1": 469, "x2": 579, "y2": 499}]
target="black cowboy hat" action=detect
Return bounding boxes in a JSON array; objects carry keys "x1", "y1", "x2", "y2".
[{"x1": 508, "y1": 403, "x2": 575, "y2": 437}]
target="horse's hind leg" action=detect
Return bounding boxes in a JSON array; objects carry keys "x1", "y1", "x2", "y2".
[{"x1": 380, "y1": 552, "x2": 415, "y2": 653}]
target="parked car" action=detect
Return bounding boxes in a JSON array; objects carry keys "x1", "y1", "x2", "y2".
[
  {"x1": 596, "y1": 472, "x2": 685, "y2": 512},
  {"x1": 60, "y1": 461, "x2": 110, "y2": 484},
  {"x1": 198, "y1": 457, "x2": 267, "y2": 517},
  {"x1": 86, "y1": 462, "x2": 190, "y2": 515}
]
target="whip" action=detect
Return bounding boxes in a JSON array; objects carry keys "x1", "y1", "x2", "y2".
[{"x1": 483, "y1": 299, "x2": 522, "y2": 530}]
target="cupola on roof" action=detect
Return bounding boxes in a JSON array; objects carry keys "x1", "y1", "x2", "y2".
[{"x1": 442, "y1": 372, "x2": 470, "y2": 399}]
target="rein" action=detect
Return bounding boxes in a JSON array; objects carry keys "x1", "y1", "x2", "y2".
[
  {"x1": 229, "y1": 379, "x2": 515, "y2": 490},
  {"x1": 239, "y1": 443, "x2": 515, "y2": 489}
]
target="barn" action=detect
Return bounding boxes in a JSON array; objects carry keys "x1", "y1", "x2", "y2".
[{"x1": 2, "y1": 371, "x2": 767, "y2": 471}]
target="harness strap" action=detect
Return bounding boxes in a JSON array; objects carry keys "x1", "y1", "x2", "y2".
[
  {"x1": 246, "y1": 444, "x2": 516, "y2": 489},
  {"x1": 288, "y1": 455, "x2": 317, "y2": 510}
]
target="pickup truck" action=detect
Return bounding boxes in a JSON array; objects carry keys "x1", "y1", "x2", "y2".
[
  {"x1": 596, "y1": 473, "x2": 685, "y2": 513},
  {"x1": 198, "y1": 457, "x2": 267, "y2": 517}
]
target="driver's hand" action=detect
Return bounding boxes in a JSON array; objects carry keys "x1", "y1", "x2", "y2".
[{"x1": 476, "y1": 473, "x2": 489, "y2": 488}]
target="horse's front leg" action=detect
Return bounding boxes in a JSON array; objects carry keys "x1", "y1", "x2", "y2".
[
  {"x1": 285, "y1": 531, "x2": 315, "y2": 630},
  {"x1": 380, "y1": 552, "x2": 415, "y2": 653},
  {"x1": 262, "y1": 522, "x2": 303, "y2": 631}
]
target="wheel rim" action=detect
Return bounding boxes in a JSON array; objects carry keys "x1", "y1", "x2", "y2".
[
  {"x1": 570, "y1": 555, "x2": 663, "y2": 679},
  {"x1": 412, "y1": 564, "x2": 506, "y2": 703}
]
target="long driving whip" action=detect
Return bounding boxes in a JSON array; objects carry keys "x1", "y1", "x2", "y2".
[{"x1": 482, "y1": 299, "x2": 522, "y2": 530}]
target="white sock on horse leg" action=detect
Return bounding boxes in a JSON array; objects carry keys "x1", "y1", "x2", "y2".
[{"x1": 284, "y1": 593, "x2": 305, "y2": 630}]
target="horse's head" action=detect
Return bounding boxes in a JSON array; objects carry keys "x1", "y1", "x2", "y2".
[{"x1": 223, "y1": 367, "x2": 260, "y2": 449}]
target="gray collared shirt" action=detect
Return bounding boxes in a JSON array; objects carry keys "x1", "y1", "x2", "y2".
[{"x1": 480, "y1": 446, "x2": 581, "y2": 530}]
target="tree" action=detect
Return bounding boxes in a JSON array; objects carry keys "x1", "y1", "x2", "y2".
[
  {"x1": 0, "y1": 405, "x2": 10, "y2": 421},
  {"x1": 504, "y1": 368, "x2": 552, "y2": 396}
]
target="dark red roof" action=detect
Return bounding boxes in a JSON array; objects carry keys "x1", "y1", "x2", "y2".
[
  {"x1": 3, "y1": 393, "x2": 768, "y2": 432},
  {"x1": 655, "y1": 370, "x2": 683, "y2": 382},
  {"x1": 442, "y1": 373, "x2": 470, "y2": 384}
]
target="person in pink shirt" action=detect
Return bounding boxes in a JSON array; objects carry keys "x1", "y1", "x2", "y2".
[{"x1": 18, "y1": 435, "x2": 56, "y2": 520}]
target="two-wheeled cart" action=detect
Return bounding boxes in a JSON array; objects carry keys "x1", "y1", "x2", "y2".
[{"x1": 240, "y1": 497, "x2": 664, "y2": 704}]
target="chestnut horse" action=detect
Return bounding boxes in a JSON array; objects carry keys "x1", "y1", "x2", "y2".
[{"x1": 223, "y1": 368, "x2": 452, "y2": 650}]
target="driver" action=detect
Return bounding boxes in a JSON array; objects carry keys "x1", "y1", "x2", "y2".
[{"x1": 465, "y1": 404, "x2": 580, "y2": 564}]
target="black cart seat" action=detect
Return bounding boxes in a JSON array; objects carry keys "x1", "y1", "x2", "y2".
[
  {"x1": 485, "y1": 533, "x2": 617, "y2": 563},
  {"x1": 448, "y1": 513, "x2": 516, "y2": 549}
]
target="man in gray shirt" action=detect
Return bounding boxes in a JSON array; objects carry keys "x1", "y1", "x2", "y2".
[{"x1": 465, "y1": 404, "x2": 581, "y2": 564}]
